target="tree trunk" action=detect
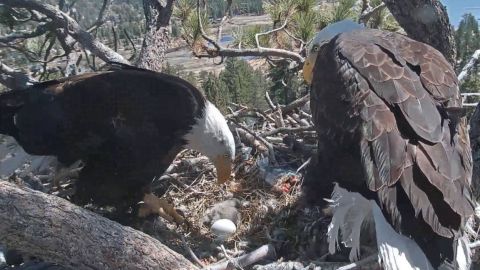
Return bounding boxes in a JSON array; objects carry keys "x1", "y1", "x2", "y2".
[
  {"x1": 382, "y1": 0, "x2": 457, "y2": 66},
  {"x1": 0, "y1": 181, "x2": 197, "y2": 270},
  {"x1": 136, "y1": 0, "x2": 174, "y2": 72}
]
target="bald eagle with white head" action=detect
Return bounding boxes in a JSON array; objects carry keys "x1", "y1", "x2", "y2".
[
  {"x1": 302, "y1": 20, "x2": 474, "y2": 269},
  {"x1": 0, "y1": 63, "x2": 235, "y2": 223}
]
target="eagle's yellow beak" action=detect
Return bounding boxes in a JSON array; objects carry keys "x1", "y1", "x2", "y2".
[
  {"x1": 303, "y1": 53, "x2": 317, "y2": 85},
  {"x1": 213, "y1": 155, "x2": 233, "y2": 184}
]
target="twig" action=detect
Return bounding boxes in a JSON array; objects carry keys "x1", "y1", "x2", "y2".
[
  {"x1": 202, "y1": 244, "x2": 276, "y2": 270},
  {"x1": 229, "y1": 119, "x2": 277, "y2": 164},
  {"x1": 337, "y1": 254, "x2": 378, "y2": 270},
  {"x1": 265, "y1": 91, "x2": 276, "y2": 110},
  {"x1": 0, "y1": 23, "x2": 50, "y2": 44},
  {"x1": 0, "y1": 61, "x2": 37, "y2": 90},
  {"x1": 260, "y1": 126, "x2": 314, "y2": 137},
  {"x1": 3, "y1": 0, "x2": 128, "y2": 64},
  {"x1": 469, "y1": 240, "x2": 480, "y2": 249},
  {"x1": 87, "y1": 0, "x2": 111, "y2": 32},
  {"x1": 181, "y1": 235, "x2": 205, "y2": 268},
  {"x1": 193, "y1": 0, "x2": 304, "y2": 64},
  {"x1": 358, "y1": 2, "x2": 386, "y2": 25}
]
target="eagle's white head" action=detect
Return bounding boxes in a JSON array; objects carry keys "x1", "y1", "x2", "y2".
[
  {"x1": 303, "y1": 20, "x2": 364, "y2": 84},
  {"x1": 184, "y1": 101, "x2": 235, "y2": 184}
]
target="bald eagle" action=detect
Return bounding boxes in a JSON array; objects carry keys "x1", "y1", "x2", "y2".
[
  {"x1": 0, "y1": 63, "x2": 235, "y2": 223},
  {"x1": 302, "y1": 21, "x2": 474, "y2": 269}
]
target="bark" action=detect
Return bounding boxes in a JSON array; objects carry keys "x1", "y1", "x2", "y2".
[
  {"x1": 0, "y1": 181, "x2": 197, "y2": 270},
  {"x1": 382, "y1": 0, "x2": 456, "y2": 66},
  {"x1": 136, "y1": 0, "x2": 174, "y2": 72}
]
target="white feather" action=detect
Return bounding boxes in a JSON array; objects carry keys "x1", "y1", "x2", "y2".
[
  {"x1": 370, "y1": 200, "x2": 434, "y2": 270},
  {"x1": 327, "y1": 183, "x2": 372, "y2": 261},
  {"x1": 184, "y1": 101, "x2": 235, "y2": 159},
  {"x1": 455, "y1": 235, "x2": 471, "y2": 270},
  {"x1": 327, "y1": 184, "x2": 471, "y2": 270}
]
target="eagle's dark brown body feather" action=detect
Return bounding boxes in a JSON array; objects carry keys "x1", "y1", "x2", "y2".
[
  {"x1": 0, "y1": 65, "x2": 206, "y2": 221},
  {"x1": 303, "y1": 29, "x2": 473, "y2": 267}
]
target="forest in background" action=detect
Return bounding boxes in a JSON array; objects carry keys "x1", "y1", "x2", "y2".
[{"x1": 0, "y1": 0, "x2": 478, "y2": 114}]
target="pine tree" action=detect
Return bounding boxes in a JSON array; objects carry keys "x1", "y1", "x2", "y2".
[
  {"x1": 219, "y1": 57, "x2": 269, "y2": 110},
  {"x1": 201, "y1": 72, "x2": 229, "y2": 113},
  {"x1": 456, "y1": 13, "x2": 480, "y2": 69}
]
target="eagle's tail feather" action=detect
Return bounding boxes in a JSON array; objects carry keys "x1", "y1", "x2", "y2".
[
  {"x1": 327, "y1": 183, "x2": 372, "y2": 261},
  {"x1": 328, "y1": 184, "x2": 442, "y2": 270},
  {"x1": 370, "y1": 200, "x2": 434, "y2": 270}
]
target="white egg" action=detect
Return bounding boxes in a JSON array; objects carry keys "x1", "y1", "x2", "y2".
[{"x1": 210, "y1": 219, "x2": 237, "y2": 240}]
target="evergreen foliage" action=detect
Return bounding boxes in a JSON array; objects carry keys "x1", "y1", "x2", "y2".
[
  {"x1": 456, "y1": 13, "x2": 480, "y2": 69},
  {"x1": 455, "y1": 13, "x2": 480, "y2": 113}
]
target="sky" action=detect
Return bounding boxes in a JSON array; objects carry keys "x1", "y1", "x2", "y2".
[{"x1": 441, "y1": 0, "x2": 480, "y2": 28}]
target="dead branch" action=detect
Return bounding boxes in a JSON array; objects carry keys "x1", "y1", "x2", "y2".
[
  {"x1": 358, "y1": 2, "x2": 386, "y2": 25},
  {"x1": 194, "y1": 1, "x2": 304, "y2": 64},
  {"x1": 0, "y1": 181, "x2": 197, "y2": 270},
  {"x1": 0, "y1": 61, "x2": 37, "y2": 90},
  {"x1": 0, "y1": 23, "x2": 50, "y2": 44},
  {"x1": 230, "y1": 119, "x2": 277, "y2": 163},
  {"x1": 458, "y1": 49, "x2": 480, "y2": 85},
  {"x1": 87, "y1": 0, "x2": 112, "y2": 32},
  {"x1": 276, "y1": 94, "x2": 310, "y2": 114},
  {"x1": 203, "y1": 244, "x2": 276, "y2": 270},
  {"x1": 260, "y1": 126, "x2": 314, "y2": 137},
  {"x1": 3, "y1": 0, "x2": 128, "y2": 65},
  {"x1": 337, "y1": 254, "x2": 378, "y2": 270},
  {"x1": 123, "y1": 29, "x2": 138, "y2": 61},
  {"x1": 265, "y1": 91, "x2": 277, "y2": 110}
]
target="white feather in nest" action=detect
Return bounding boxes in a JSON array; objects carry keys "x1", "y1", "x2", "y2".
[{"x1": 326, "y1": 183, "x2": 473, "y2": 270}]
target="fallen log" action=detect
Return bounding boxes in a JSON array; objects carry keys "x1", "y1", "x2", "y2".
[{"x1": 0, "y1": 181, "x2": 197, "y2": 270}]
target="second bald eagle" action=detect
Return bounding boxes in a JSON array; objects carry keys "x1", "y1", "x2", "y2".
[
  {"x1": 0, "y1": 63, "x2": 235, "y2": 223},
  {"x1": 302, "y1": 21, "x2": 474, "y2": 269}
]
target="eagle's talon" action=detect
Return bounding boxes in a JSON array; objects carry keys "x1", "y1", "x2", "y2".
[{"x1": 139, "y1": 193, "x2": 185, "y2": 227}]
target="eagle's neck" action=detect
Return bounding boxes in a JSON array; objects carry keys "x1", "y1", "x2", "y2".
[{"x1": 183, "y1": 101, "x2": 234, "y2": 159}]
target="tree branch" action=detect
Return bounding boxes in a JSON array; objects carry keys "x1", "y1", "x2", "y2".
[
  {"x1": 0, "y1": 61, "x2": 37, "y2": 90},
  {"x1": 458, "y1": 49, "x2": 480, "y2": 85},
  {"x1": 0, "y1": 23, "x2": 50, "y2": 44},
  {"x1": 194, "y1": 0, "x2": 304, "y2": 64},
  {"x1": 3, "y1": 0, "x2": 128, "y2": 64},
  {"x1": 86, "y1": 0, "x2": 112, "y2": 32},
  {"x1": 358, "y1": 2, "x2": 386, "y2": 25},
  {"x1": 0, "y1": 181, "x2": 198, "y2": 270}
]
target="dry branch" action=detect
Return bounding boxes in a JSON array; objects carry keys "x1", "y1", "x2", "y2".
[
  {"x1": 458, "y1": 49, "x2": 480, "y2": 85},
  {"x1": 0, "y1": 181, "x2": 197, "y2": 270},
  {"x1": 0, "y1": 23, "x2": 50, "y2": 44},
  {"x1": 194, "y1": 0, "x2": 304, "y2": 64},
  {"x1": 358, "y1": 2, "x2": 386, "y2": 25},
  {"x1": 3, "y1": 0, "x2": 128, "y2": 65},
  {"x1": 203, "y1": 244, "x2": 276, "y2": 270},
  {"x1": 0, "y1": 61, "x2": 37, "y2": 90},
  {"x1": 260, "y1": 126, "x2": 314, "y2": 137}
]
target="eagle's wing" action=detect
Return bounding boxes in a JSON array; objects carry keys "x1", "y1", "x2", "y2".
[{"x1": 311, "y1": 28, "x2": 473, "y2": 237}]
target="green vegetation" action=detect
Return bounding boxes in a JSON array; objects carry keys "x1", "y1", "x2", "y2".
[{"x1": 456, "y1": 14, "x2": 480, "y2": 93}]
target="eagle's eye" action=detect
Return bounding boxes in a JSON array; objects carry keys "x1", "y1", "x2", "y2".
[{"x1": 312, "y1": 45, "x2": 319, "y2": 52}]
